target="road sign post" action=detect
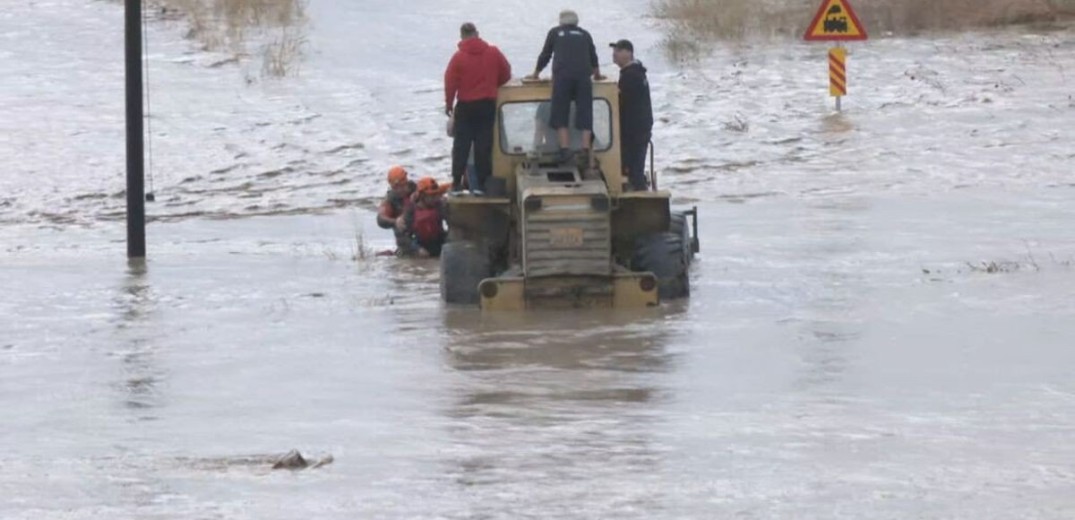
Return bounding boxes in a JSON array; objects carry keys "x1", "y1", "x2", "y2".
[
  {"x1": 829, "y1": 46, "x2": 847, "y2": 111},
  {"x1": 804, "y1": 0, "x2": 867, "y2": 112}
]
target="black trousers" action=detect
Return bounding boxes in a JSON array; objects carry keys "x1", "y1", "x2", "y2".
[
  {"x1": 622, "y1": 132, "x2": 651, "y2": 190},
  {"x1": 452, "y1": 99, "x2": 496, "y2": 191}
]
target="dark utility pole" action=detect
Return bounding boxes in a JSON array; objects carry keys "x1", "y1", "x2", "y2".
[{"x1": 125, "y1": 0, "x2": 146, "y2": 258}]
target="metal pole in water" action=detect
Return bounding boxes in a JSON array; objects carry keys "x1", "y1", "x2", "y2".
[{"x1": 125, "y1": 0, "x2": 146, "y2": 259}]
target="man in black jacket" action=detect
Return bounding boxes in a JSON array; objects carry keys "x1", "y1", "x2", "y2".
[
  {"x1": 610, "y1": 39, "x2": 653, "y2": 191},
  {"x1": 525, "y1": 10, "x2": 604, "y2": 163}
]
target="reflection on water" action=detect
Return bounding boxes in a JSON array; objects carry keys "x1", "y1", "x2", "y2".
[
  {"x1": 113, "y1": 262, "x2": 165, "y2": 420},
  {"x1": 437, "y1": 309, "x2": 680, "y2": 503},
  {"x1": 820, "y1": 113, "x2": 856, "y2": 134},
  {"x1": 441, "y1": 309, "x2": 681, "y2": 375}
]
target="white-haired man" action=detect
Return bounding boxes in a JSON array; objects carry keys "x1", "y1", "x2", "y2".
[{"x1": 525, "y1": 10, "x2": 603, "y2": 164}]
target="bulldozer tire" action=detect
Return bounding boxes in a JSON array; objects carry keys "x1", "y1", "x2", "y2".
[
  {"x1": 669, "y1": 211, "x2": 694, "y2": 265},
  {"x1": 440, "y1": 240, "x2": 491, "y2": 304},
  {"x1": 632, "y1": 232, "x2": 690, "y2": 300}
]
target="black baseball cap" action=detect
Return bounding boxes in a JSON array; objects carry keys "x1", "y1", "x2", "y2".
[{"x1": 609, "y1": 39, "x2": 634, "y2": 52}]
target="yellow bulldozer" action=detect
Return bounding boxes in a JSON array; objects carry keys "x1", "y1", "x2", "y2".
[{"x1": 440, "y1": 78, "x2": 698, "y2": 310}]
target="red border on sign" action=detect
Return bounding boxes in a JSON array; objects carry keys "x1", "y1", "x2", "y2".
[{"x1": 804, "y1": 0, "x2": 869, "y2": 41}]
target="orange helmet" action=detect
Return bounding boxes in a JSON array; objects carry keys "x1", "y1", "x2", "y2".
[
  {"x1": 387, "y1": 165, "x2": 408, "y2": 186},
  {"x1": 416, "y1": 176, "x2": 449, "y2": 196}
]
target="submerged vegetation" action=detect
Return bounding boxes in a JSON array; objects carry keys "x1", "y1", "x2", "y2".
[
  {"x1": 351, "y1": 229, "x2": 372, "y2": 263},
  {"x1": 921, "y1": 246, "x2": 1075, "y2": 279},
  {"x1": 154, "y1": 0, "x2": 307, "y2": 77},
  {"x1": 654, "y1": 0, "x2": 1074, "y2": 44}
]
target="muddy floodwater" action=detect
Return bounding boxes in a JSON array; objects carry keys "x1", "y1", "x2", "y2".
[{"x1": 2, "y1": 0, "x2": 1075, "y2": 518}]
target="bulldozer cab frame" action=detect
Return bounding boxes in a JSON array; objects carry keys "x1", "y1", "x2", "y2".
[{"x1": 493, "y1": 78, "x2": 625, "y2": 197}]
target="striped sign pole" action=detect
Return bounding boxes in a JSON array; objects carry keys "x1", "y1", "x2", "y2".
[{"x1": 829, "y1": 46, "x2": 847, "y2": 111}]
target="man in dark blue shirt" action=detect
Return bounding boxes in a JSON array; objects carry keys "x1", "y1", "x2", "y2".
[
  {"x1": 610, "y1": 39, "x2": 653, "y2": 191},
  {"x1": 525, "y1": 10, "x2": 604, "y2": 164}
]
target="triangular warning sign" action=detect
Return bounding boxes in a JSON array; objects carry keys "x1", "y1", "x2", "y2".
[{"x1": 804, "y1": 0, "x2": 868, "y2": 41}]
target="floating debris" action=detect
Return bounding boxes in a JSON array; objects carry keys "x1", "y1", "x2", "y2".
[{"x1": 272, "y1": 450, "x2": 333, "y2": 470}]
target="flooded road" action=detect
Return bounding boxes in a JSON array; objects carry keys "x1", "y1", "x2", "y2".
[
  {"x1": 4, "y1": 197, "x2": 1075, "y2": 518},
  {"x1": 2, "y1": 0, "x2": 1075, "y2": 518}
]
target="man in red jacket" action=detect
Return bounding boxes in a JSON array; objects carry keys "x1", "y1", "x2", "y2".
[{"x1": 444, "y1": 22, "x2": 511, "y2": 193}]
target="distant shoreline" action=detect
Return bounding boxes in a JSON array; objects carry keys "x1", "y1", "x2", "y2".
[{"x1": 653, "y1": 0, "x2": 1075, "y2": 42}]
